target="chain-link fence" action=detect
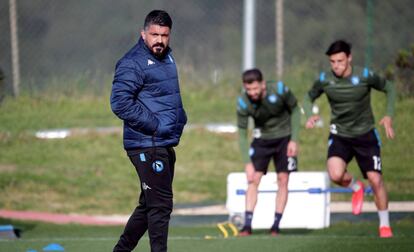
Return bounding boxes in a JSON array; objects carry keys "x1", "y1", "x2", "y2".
[{"x1": 1, "y1": 0, "x2": 413, "y2": 95}]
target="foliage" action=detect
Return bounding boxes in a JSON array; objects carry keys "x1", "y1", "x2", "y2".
[
  {"x1": 1, "y1": 0, "x2": 414, "y2": 95},
  {"x1": 386, "y1": 44, "x2": 414, "y2": 97}
]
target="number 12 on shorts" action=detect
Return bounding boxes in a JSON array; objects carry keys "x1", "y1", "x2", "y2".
[
  {"x1": 288, "y1": 157, "x2": 297, "y2": 171},
  {"x1": 372, "y1": 155, "x2": 382, "y2": 171}
]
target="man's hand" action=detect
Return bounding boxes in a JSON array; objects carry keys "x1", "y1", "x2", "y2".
[
  {"x1": 245, "y1": 163, "x2": 255, "y2": 182},
  {"x1": 306, "y1": 115, "x2": 321, "y2": 129},
  {"x1": 287, "y1": 140, "x2": 298, "y2": 157},
  {"x1": 379, "y1": 116, "x2": 395, "y2": 139}
]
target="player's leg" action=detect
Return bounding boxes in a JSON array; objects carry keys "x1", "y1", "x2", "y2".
[
  {"x1": 327, "y1": 157, "x2": 351, "y2": 186},
  {"x1": 327, "y1": 134, "x2": 364, "y2": 215},
  {"x1": 354, "y1": 130, "x2": 392, "y2": 237},
  {"x1": 275, "y1": 172, "x2": 289, "y2": 214},
  {"x1": 367, "y1": 171, "x2": 388, "y2": 210},
  {"x1": 239, "y1": 171, "x2": 263, "y2": 236},
  {"x1": 271, "y1": 136, "x2": 297, "y2": 235},
  {"x1": 270, "y1": 171, "x2": 289, "y2": 235},
  {"x1": 327, "y1": 157, "x2": 364, "y2": 215},
  {"x1": 245, "y1": 171, "x2": 264, "y2": 212},
  {"x1": 367, "y1": 172, "x2": 392, "y2": 238},
  {"x1": 240, "y1": 139, "x2": 270, "y2": 236}
]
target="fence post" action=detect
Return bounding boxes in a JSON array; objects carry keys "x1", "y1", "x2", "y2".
[
  {"x1": 276, "y1": 0, "x2": 284, "y2": 79},
  {"x1": 243, "y1": 0, "x2": 256, "y2": 71},
  {"x1": 9, "y1": 0, "x2": 21, "y2": 97},
  {"x1": 365, "y1": 0, "x2": 373, "y2": 68}
]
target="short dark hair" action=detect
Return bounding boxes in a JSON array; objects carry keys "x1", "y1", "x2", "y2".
[
  {"x1": 325, "y1": 40, "x2": 352, "y2": 56},
  {"x1": 242, "y1": 68, "x2": 263, "y2": 84},
  {"x1": 144, "y1": 10, "x2": 172, "y2": 30}
]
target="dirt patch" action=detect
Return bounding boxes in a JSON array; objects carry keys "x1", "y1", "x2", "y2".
[
  {"x1": 0, "y1": 164, "x2": 16, "y2": 172},
  {"x1": 0, "y1": 132, "x2": 11, "y2": 142}
]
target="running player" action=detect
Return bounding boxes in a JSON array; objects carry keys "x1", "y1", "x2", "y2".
[{"x1": 303, "y1": 40, "x2": 395, "y2": 238}]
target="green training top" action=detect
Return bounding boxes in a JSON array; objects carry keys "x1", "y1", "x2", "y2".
[
  {"x1": 303, "y1": 66, "x2": 396, "y2": 138},
  {"x1": 237, "y1": 81, "x2": 300, "y2": 163}
]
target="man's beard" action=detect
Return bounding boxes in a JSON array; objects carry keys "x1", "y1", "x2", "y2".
[
  {"x1": 152, "y1": 43, "x2": 168, "y2": 59},
  {"x1": 247, "y1": 93, "x2": 262, "y2": 103}
]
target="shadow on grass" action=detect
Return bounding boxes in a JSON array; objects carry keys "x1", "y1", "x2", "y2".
[{"x1": 253, "y1": 228, "x2": 314, "y2": 236}]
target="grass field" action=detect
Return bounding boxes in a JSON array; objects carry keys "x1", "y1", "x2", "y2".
[
  {"x1": 1, "y1": 214, "x2": 414, "y2": 252},
  {"x1": 0, "y1": 70, "x2": 414, "y2": 251},
  {"x1": 0, "y1": 69, "x2": 414, "y2": 214}
]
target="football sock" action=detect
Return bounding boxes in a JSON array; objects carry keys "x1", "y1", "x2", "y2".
[
  {"x1": 348, "y1": 178, "x2": 361, "y2": 192},
  {"x1": 244, "y1": 211, "x2": 253, "y2": 227},
  {"x1": 271, "y1": 212, "x2": 283, "y2": 230},
  {"x1": 378, "y1": 210, "x2": 390, "y2": 227}
]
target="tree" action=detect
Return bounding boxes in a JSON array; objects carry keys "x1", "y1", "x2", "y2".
[{"x1": 386, "y1": 44, "x2": 414, "y2": 97}]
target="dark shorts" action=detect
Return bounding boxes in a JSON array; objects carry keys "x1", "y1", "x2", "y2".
[
  {"x1": 327, "y1": 129, "x2": 382, "y2": 178},
  {"x1": 250, "y1": 136, "x2": 298, "y2": 174}
]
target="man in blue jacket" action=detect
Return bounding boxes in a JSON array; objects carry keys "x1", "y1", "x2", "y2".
[{"x1": 110, "y1": 10, "x2": 187, "y2": 252}]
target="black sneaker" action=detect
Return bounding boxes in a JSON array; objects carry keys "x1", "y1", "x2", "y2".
[{"x1": 238, "y1": 226, "x2": 252, "y2": 236}]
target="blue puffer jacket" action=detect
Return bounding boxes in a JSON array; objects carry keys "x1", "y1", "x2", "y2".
[{"x1": 110, "y1": 37, "x2": 187, "y2": 150}]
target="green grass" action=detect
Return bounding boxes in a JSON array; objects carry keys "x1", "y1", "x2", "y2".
[
  {"x1": 0, "y1": 71, "x2": 414, "y2": 214},
  {"x1": 0, "y1": 95, "x2": 118, "y2": 133},
  {"x1": 1, "y1": 215, "x2": 414, "y2": 252}
]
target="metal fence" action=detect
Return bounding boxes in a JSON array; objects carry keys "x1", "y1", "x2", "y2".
[{"x1": 1, "y1": 0, "x2": 413, "y2": 95}]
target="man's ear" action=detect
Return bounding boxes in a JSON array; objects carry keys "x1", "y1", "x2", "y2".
[
  {"x1": 348, "y1": 54, "x2": 353, "y2": 63},
  {"x1": 141, "y1": 30, "x2": 145, "y2": 40}
]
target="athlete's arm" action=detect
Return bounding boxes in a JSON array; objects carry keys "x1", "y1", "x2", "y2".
[
  {"x1": 303, "y1": 80, "x2": 324, "y2": 129},
  {"x1": 287, "y1": 140, "x2": 298, "y2": 157},
  {"x1": 379, "y1": 116, "x2": 394, "y2": 139},
  {"x1": 290, "y1": 105, "x2": 300, "y2": 142},
  {"x1": 281, "y1": 87, "x2": 301, "y2": 157},
  {"x1": 302, "y1": 93, "x2": 314, "y2": 119},
  {"x1": 238, "y1": 127, "x2": 251, "y2": 164},
  {"x1": 281, "y1": 86, "x2": 301, "y2": 142},
  {"x1": 239, "y1": 128, "x2": 256, "y2": 182},
  {"x1": 237, "y1": 95, "x2": 250, "y2": 164},
  {"x1": 237, "y1": 95, "x2": 255, "y2": 180},
  {"x1": 288, "y1": 103, "x2": 300, "y2": 157},
  {"x1": 288, "y1": 105, "x2": 300, "y2": 157},
  {"x1": 380, "y1": 82, "x2": 396, "y2": 139},
  {"x1": 383, "y1": 81, "x2": 396, "y2": 118},
  {"x1": 303, "y1": 95, "x2": 321, "y2": 129},
  {"x1": 369, "y1": 73, "x2": 396, "y2": 139}
]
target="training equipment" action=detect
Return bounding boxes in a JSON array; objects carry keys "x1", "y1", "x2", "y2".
[
  {"x1": 352, "y1": 181, "x2": 365, "y2": 215},
  {"x1": 216, "y1": 221, "x2": 238, "y2": 238},
  {"x1": 43, "y1": 243, "x2": 64, "y2": 251},
  {"x1": 379, "y1": 226, "x2": 393, "y2": 238},
  {"x1": 204, "y1": 235, "x2": 214, "y2": 240},
  {"x1": 0, "y1": 225, "x2": 20, "y2": 239},
  {"x1": 227, "y1": 172, "x2": 331, "y2": 229}
]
